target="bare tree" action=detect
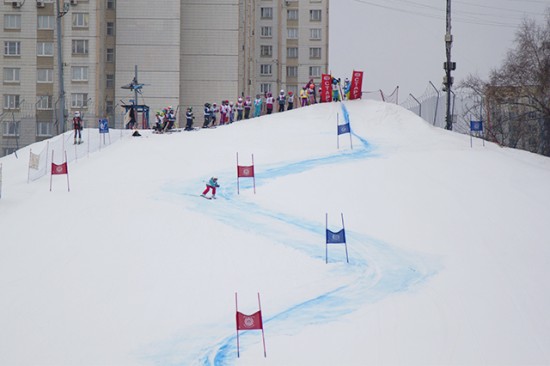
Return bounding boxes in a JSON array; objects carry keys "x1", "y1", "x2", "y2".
[{"x1": 460, "y1": 8, "x2": 550, "y2": 156}]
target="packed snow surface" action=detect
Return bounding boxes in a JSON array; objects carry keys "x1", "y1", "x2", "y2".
[{"x1": 1, "y1": 100, "x2": 550, "y2": 365}]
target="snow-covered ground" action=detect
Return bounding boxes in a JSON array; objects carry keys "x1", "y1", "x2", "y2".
[{"x1": 1, "y1": 100, "x2": 549, "y2": 365}]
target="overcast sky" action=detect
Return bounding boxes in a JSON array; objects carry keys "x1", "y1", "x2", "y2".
[{"x1": 329, "y1": 0, "x2": 549, "y2": 101}]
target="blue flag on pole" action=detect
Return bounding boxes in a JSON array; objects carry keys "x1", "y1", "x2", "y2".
[
  {"x1": 470, "y1": 120, "x2": 483, "y2": 132},
  {"x1": 326, "y1": 228, "x2": 346, "y2": 244},
  {"x1": 99, "y1": 119, "x2": 109, "y2": 133},
  {"x1": 337, "y1": 123, "x2": 351, "y2": 135}
]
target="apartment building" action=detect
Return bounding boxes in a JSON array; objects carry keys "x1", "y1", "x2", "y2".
[{"x1": 1, "y1": 0, "x2": 329, "y2": 157}]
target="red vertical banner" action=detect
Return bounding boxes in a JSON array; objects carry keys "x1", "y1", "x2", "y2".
[
  {"x1": 349, "y1": 70, "x2": 364, "y2": 100},
  {"x1": 320, "y1": 74, "x2": 333, "y2": 103}
]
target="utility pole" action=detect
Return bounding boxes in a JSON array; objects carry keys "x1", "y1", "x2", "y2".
[
  {"x1": 443, "y1": 0, "x2": 456, "y2": 130},
  {"x1": 55, "y1": 0, "x2": 69, "y2": 134}
]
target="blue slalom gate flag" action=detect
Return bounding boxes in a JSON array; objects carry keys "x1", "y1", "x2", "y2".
[
  {"x1": 470, "y1": 120, "x2": 483, "y2": 132},
  {"x1": 325, "y1": 213, "x2": 349, "y2": 263},
  {"x1": 99, "y1": 119, "x2": 109, "y2": 133},
  {"x1": 337, "y1": 104, "x2": 353, "y2": 149},
  {"x1": 337, "y1": 123, "x2": 351, "y2": 135},
  {"x1": 326, "y1": 228, "x2": 346, "y2": 244}
]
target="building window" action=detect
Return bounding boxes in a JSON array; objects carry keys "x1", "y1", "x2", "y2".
[
  {"x1": 287, "y1": 28, "x2": 298, "y2": 39},
  {"x1": 71, "y1": 93, "x2": 88, "y2": 108},
  {"x1": 37, "y1": 68, "x2": 54, "y2": 83},
  {"x1": 260, "y1": 7, "x2": 273, "y2": 19},
  {"x1": 106, "y1": 74, "x2": 114, "y2": 88},
  {"x1": 310, "y1": 28, "x2": 322, "y2": 40},
  {"x1": 106, "y1": 48, "x2": 115, "y2": 62},
  {"x1": 72, "y1": 13, "x2": 89, "y2": 28},
  {"x1": 37, "y1": 15, "x2": 55, "y2": 30},
  {"x1": 37, "y1": 121, "x2": 53, "y2": 137},
  {"x1": 3, "y1": 94, "x2": 20, "y2": 109},
  {"x1": 72, "y1": 40, "x2": 89, "y2": 55},
  {"x1": 4, "y1": 14, "x2": 21, "y2": 30},
  {"x1": 310, "y1": 9, "x2": 322, "y2": 21},
  {"x1": 260, "y1": 64, "x2": 272, "y2": 76},
  {"x1": 106, "y1": 22, "x2": 115, "y2": 36},
  {"x1": 3, "y1": 68, "x2": 20, "y2": 83},
  {"x1": 260, "y1": 83, "x2": 272, "y2": 94},
  {"x1": 286, "y1": 66, "x2": 298, "y2": 78},
  {"x1": 37, "y1": 42, "x2": 54, "y2": 56},
  {"x1": 36, "y1": 95, "x2": 53, "y2": 110},
  {"x1": 3, "y1": 147, "x2": 18, "y2": 156},
  {"x1": 260, "y1": 45, "x2": 272, "y2": 57},
  {"x1": 4, "y1": 41, "x2": 21, "y2": 56},
  {"x1": 287, "y1": 47, "x2": 298, "y2": 58},
  {"x1": 106, "y1": 0, "x2": 115, "y2": 10},
  {"x1": 106, "y1": 100, "x2": 114, "y2": 115},
  {"x1": 260, "y1": 26, "x2": 272, "y2": 38},
  {"x1": 287, "y1": 9, "x2": 298, "y2": 20},
  {"x1": 309, "y1": 66, "x2": 321, "y2": 77},
  {"x1": 71, "y1": 66, "x2": 88, "y2": 81},
  {"x1": 309, "y1": 47, "x2": 322, "y2": 59},
  {"x1": 287, "y1": 85, "x2": 298, "y2": 96},
  {"x1": 3, "y1": 121, "x2": 20, "y2": 137}
]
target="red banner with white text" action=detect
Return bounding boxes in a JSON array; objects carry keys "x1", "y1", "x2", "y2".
[
  {"x1": 320, "y1": 74, "x2": 333, "y2": 103},
  {"x1": 349, "y1": 70, "x2": 364, "y2": 100}
]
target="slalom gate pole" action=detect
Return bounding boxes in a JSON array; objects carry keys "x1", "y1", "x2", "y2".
[
  {"x1": 252, "y1": 154, "x2": 256, "y2": 194},
  {"x1": 336, "y1": 113, "x2": 340, "y2": 149},
  {"x1": 349, "y1": 125, "x2": 353, "y2": 150},
  {"x1": 341, "y1": 213, "x2": 349, "y2": 263},
  {"x1": 235, "y1": 292, "x2": 240, "y2": 357},
  {"x1": 27, "y1": 149, "x2": 32, "y2": 183},
  {"x1": 236, "y1": 152, "x2": 240, "y2": 195},
  {"x1": 65, "y1": 151, "x2": 70, "y2": 192},
  {"x1": 325, "y1": 213, "x2": 328, "y2": 263},
  {"x1": 258, "y1": 293, "x2": 267, "y2": 357},
  {"x1": 45, "y1": 141, "x2": 50, "y2": 176},
  {"x1": 49, "y1": 150, "x2": 54, "y2": 191}
]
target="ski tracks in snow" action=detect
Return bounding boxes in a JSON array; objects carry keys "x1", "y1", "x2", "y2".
[{"x1": 154, "y1": 131, "x2": 439, "y2": 365}]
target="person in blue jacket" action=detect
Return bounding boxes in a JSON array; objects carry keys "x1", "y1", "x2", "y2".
[
  {"x1": 253, "y1": 94, "x2": 263, "y2": 118},
  {"x1": 201, "y1": 177, "x2": 220, "y2": 199}
]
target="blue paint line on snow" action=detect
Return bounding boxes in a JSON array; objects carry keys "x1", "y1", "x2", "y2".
[{"x1": 149, "y1": 123, "x2": 439, "y2": 366}]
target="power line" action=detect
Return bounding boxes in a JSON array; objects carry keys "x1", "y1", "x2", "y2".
[{"x1": 352, "y1": 0, "x2": 547, "y2": 28}]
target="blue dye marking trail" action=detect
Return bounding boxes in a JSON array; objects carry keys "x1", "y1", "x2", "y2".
[{"x1": 150, "y1": 125, "x2": 439, "y2": 365}]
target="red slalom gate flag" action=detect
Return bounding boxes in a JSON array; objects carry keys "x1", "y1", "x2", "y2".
[
  {"x1": 235, "y1": 292, "x2": 267, "y2": 357},
  {"x1": 237, "y1": 165, "x2": 254, "y2": 178},
  {"x1": 236, "y1": 311, "x2": 263, "y2": 330},
  {"x1": 236, "y1": 153, "x2": 256, "y2": 194},
  {"x1": 51, "y1": 162, "x2": 68, "y2": 175},
  {"x1": 349, "y1": 70, "x2": 364, "y2": 100},
  {"x1": 320, "y1": 74, "x2": 333, "y2": 103}
]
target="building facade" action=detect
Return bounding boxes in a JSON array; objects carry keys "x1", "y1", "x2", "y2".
[{"x1": 1, "y1": 0, "x2": 329, "y2": 156}]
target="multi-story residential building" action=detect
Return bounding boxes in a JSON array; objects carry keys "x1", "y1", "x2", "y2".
[{"x1": 1, "y1": 0, "x2": 329, "y2": 157}]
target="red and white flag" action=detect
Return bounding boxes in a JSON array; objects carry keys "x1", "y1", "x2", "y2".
[
  {"x1": 237, "y1": 165, "x2": 254, "y2": 178},
  {"x1": 349, "y1": 70, "x2": 364, "y2": 100},
  {"x1": 236, "y1": 311, "x2": 263, "y2": 330},
  {"x1": 320, "y1": 74, "x2": 333, "y2": 103},
  {"x1": 235, "y1": 292, "x2": 267, "y2": 357},
  {"x1": 51, "y1": 162, "x2": 68, "y2": 175}
]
